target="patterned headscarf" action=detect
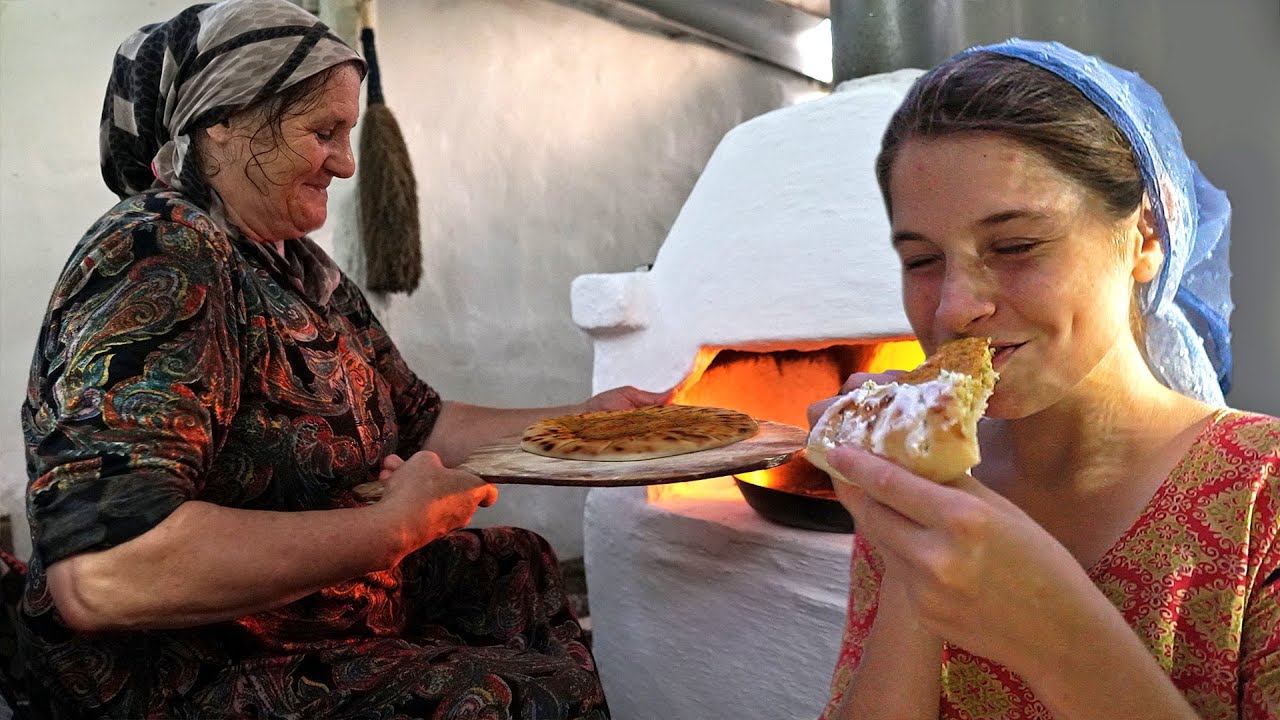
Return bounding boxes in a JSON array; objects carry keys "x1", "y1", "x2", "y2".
[
  {"x1": 100, "y1": 0, "x2": 366, "y2": 305},
  {"x1": 100, "y1": 0, "x2": 365, "y2": 204},
  {"x1": 957, "y1": 39, "x2": 1234, "y2": 405}
]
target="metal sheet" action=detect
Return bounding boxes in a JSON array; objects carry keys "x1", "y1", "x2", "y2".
[
  {"x1": 831, "y1": 0, "x2": 1166, "y2": 82},
  {"x1": 564, "y1": 0, "x2": 834, "y2": 81}
]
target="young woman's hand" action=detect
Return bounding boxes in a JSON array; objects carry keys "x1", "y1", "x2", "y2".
[
  {"x1": 377, "y1": 451, "x2": 498, "y2": 550},
  {"x1": 825, "y1": 444, "x2": 1093, "y2": 674}
]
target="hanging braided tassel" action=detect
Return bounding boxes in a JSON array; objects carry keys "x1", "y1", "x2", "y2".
[{"x1": 357, "y1": 0, "x2": 421, "y2": 293}]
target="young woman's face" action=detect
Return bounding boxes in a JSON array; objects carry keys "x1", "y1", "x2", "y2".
[
  {"x1": 205, "y1": 63, "x2": 361, "y2": 241},
  {"x1": 888, "y1": 132, "x2": 1154, "y2": 419}
]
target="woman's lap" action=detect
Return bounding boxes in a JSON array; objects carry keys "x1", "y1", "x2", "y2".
[
  {"x1": 399, "y1": 527, "x2": 579, "y2": 648},
  {"x1": 186, "y1": 527, "x2": 605, "y2": 718},
  {"x1": 189, "y1": 635, "x2": 607, "y2": 719}
]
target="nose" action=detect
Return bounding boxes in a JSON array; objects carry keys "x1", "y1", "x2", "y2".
[
  {"x1": 327, "y1": 135, "x2": 356, "y2": 179},
  {"x1": 935, "y1": 263, "x2": 996, "y2": 335}
]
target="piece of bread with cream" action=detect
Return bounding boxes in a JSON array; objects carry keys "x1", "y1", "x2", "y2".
[{"x1": 807, "y1": 337, "x2": 998, "y2": 484}]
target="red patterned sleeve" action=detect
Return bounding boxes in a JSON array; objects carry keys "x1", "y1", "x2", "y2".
[
  {"x1": 819, "y1": 533, "x2": 885, "y2": 719},
  {"x1": 1241, "y1": 425, "x2": 1280, "y2": 720}
]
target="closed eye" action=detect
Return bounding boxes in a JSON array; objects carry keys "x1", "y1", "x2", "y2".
[
  {"x1": 994, "y1": 241, "x2": 1039, "y2": 255},
  {"x1": 901, "y1": 255, "x2": 941, "y2": 271},
  {"x1": 305, "y1": 122, "x2": 332, "y2": 140}
]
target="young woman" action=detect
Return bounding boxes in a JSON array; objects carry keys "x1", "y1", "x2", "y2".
[{"x1": 816, "y1": 40, "x2": 1278, "y2": 720}]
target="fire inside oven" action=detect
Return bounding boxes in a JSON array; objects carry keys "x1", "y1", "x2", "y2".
[{"x1": 649, "y1": 338, "x2": 924, "y2": 531}]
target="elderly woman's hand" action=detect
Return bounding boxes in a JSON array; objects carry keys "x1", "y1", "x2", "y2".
[
  {"x1": 376, "y1": 452, "x2": 498, "y2": 549},
  {"x1": 579, "y1": 385, "x2": 672, "y2": 413},
  {"x1": 825, "y1": 444, "x2": 1097, "y2": 676}
]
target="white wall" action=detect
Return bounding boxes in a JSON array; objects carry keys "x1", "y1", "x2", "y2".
[
  {"x1": 334, "y1": 0, "x2": 818, "y2": 556},
  {"x1": 0, "y1": 0, "x2": 816, "y2": 560}
]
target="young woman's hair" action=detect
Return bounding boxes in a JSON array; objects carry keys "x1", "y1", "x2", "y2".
[{"x1": 876, "y1": 51, "x2": 1144, "y2": 223}]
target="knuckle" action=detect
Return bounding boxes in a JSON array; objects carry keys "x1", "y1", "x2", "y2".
[
  {"x1": 923, "y1": 549, "x2": 975, "y2": 599},
  {"x1": 921, "y1": 550, "x2": 951, "y2": 584},
  {"x1": 865, "y1": 459, "x2": 897, "y2": 491},
  {"x1": 839, "y1": 374, "x2": 870, "y2": 393},
  {"x1": 412, "y1": 450, "x2": 442, "y2": 465},
  {"x1": 841, "y1": 370, "x2": 903, "y2": 393},
  {"x1": 943, "y1": 501, "x2": 992, "y2": 539}
]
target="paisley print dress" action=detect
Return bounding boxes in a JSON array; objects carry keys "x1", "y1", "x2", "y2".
[
  {"x1": 821, "y1": 410, "x2": 1280, "y2": 720},
  {"x1": 19, "y1": 190, "x2": 606, "y2": 719}
]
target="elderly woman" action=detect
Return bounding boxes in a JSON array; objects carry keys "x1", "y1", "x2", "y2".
[
  {"x1": 815, "y1": 40, "x2": 1279, "y2": 719},
  {"x1": 17, "y1": 1, "x2": 662, "y2": 717}
]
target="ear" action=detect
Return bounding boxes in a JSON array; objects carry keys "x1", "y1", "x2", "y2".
[
  {"x1": 1130, "y1": 195, "x2": 1164, "y2": 284},
  {"x1": 203, "y1": 116, "x2": 235, "y2": 145}
]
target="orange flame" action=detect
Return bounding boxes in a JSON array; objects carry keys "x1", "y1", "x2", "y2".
[{"x1": 863, "y1": 339, "x2": 926, "y2": 375}]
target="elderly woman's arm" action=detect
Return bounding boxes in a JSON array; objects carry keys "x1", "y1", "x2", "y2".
[
  {"x1": 425, "y1": 402, "x2": 583, "y2": 467},
  {"x1": 47, "y1": 451, "x2": 492, "y2": 632},
  {"x1": 341, "y1": 277, "x2": 669, "y2": 468}
]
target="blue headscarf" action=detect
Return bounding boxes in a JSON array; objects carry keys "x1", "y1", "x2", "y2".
[{"x1": 956, "y1": 39, "x2": 1233, "y2": 405}]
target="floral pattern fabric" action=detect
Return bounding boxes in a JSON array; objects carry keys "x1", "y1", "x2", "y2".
[
  {"x1": 822, "y1": 410, "x2": 1280, "y2": 720},
  {"x1": 19, "y1": 190, "x2": 605, "y2": 719}
]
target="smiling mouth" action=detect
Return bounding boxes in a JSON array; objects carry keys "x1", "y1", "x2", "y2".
[{"x1": 990, "y1": 342, "x2": 1025, "y2": 370}]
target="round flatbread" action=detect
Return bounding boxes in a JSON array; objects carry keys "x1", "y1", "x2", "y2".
[{"x1": 521, "y1": 405, "x2": 760, "y2": 461}]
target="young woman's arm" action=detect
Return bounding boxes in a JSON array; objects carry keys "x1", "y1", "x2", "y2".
[
  {"x1": 825, "y1": 571, "x2": 942, "y2": 720},
  {"x1": 827, "y1": 446, "x2": 1202, "y2": 720}
]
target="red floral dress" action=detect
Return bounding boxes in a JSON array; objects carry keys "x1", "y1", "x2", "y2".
[{"x1": 821, "y1": 409, "x2": 1280, "y2": 720}]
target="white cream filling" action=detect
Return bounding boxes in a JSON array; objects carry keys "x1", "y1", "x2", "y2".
[{"x1": 813, "y1": 370, "x2": 967, "y2": 458}]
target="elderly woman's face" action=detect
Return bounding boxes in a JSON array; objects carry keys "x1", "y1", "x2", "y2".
[
  {"x1": 887, "y1": 133, "x2": 1157, "y2": 419},
  {"x1": 203, "y1": 63, "x2": 362, "y2": 242}
]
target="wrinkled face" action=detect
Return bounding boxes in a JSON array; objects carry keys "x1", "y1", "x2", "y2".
[
  {"x1": 888, "y1": 133, "x2": 1152, "y2": 419},
  {"x1": 205, "y1": 63, "x2": 362, "y2": 241}
]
